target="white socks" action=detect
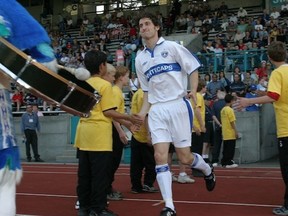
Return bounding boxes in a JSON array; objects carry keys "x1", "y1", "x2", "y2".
[
  {"x1": 191, "y1": 153, "x2": 211, "y2": 176},
  {"x1": 156, "y1": 164, "x2": 175, "y2": 211}
]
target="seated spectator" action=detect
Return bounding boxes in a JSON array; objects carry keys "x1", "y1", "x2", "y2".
[
  {"x1": 201, "y1": 26, "x2": 209, "y2": 42},
  {"x1": 186, "y1": 14, "x2": 194, "y2": 34},
  {"x1": 231, "y1": 66, "x2": 244, "y2": 82},
  {"x1": 23, "y1": 92, "x2": 38, "y2": 106},
  {"x1": 230, "y1": 73, "x2": 246, "y2": 96},
  {"x1": 261, "y1": 9, "x2": 270, "y2": 24},
  {"x1": 11, "y1": 89, "x2": 23, "y2": 111},
  {"x1": 257, "y1": 77, "x2": 268, "y2": 92},
  {"x1": 229, "y1": 13, "x2": 238, "y2": 24},
  {"x1": 245, "y1": 84, "x2": 260, "y2": 111},
  {"x1": 243, "y1": 71, "x2": 256, "y2": 90},
  {"x1": 202, "y1": 14, "x2": 212, "y2": 31},
  {"x1": 237, "y1": 19, "x2": 248, "y2": 33},
  {"x1": 237, "y1": 7, "x2": 248, "y2": 18},
  {"x1": 270, "y1": 7, "x2": 280, "y2": 20},
  {"x1": 194, "y1": 16, "x2": 203, "y2": 32},
  {"x1": 256, "y1": 60, "x2": 268, "y2": 80},
  {"x1": 221, "y1": 13, "x2": 229, "y2": 31},
  {"x1": 219, "y1": 71, "x2": 231, "y2": 92},
  {"x1": 226, "y1": 21, "x2": 237, "y2": 41},
  {"x1": 269, "y1": 26, "x2": 280, "y2": 44},
  {"x1": 234, "y1": 29, "x2": 245, "y2": 43},
  {"x1": 207, "y1": 74, "x2": 223, "y2": 100},
  {"x1": 176, "y1": 14, "x2": 187, "y2": 30}
]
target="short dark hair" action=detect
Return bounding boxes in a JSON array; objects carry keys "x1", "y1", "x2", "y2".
[
  {"x1": 267, "y1": 41, "x2": 287, "y2": 62},
  {"x1": 84, "y1": 50, "x2": 107, "y2": 75},
  {"x1": 224, "y1": 94, "x2": 234, "y2": 103},
  {"x1": 136, "y1": 12, "x2": 162, "y2": 37}
]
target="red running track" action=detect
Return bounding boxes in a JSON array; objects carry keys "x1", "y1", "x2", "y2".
[{"x1": 16, "y1": 163, "x2": 284, "y2": 216}]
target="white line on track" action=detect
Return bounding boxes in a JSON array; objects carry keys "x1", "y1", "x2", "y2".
[{"x1": 16, "y1": 192, "x2": 279, "y2": 209}]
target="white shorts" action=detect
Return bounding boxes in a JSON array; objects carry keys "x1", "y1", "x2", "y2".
[{"x1": 148, "y1": 98, "x2": 193, "y2": 148}]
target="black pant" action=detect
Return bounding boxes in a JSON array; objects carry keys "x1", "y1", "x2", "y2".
[
  {"x1": 191, "y1": 132, "x2": 204, "y2": 154},
  {"x1": 107, "y1": 125, "x2": 124, "y2": 194},
  {"x1": 221, "y1": 139, "x2": 236, "y2": 166},
  {"x1": 77, "y1": 150, "x2": 111, "y2": 213},
  {"x1": 212, "y1": 128, "x2": 222, "y2": 164},
  {"x1": 24, "y1": 129, "x2": 39, "y2": 160},
  {"x1": 130, "y1": 136, "x2": 156, "y2": 190},
  {"x1": 278, "y1": 137, "x2": 288, "y2": 207}
]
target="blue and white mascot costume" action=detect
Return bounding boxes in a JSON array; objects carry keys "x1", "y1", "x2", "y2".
[{"x1": 0, "y1": 1, "x2": 57, "y2": 215}]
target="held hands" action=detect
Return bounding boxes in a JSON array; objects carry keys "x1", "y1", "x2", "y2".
[{"x1": 131, "y1": 114, "x2": 145, "y2": 127}]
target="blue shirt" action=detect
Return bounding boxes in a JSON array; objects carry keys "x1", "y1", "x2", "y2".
[{"x1": 21, "y1": 112, "x2": 40, "y2": 132}]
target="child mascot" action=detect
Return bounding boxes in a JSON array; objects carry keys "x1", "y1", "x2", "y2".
[{"x1": 0, "y1": 1, "x2": 57, "y2": 215}]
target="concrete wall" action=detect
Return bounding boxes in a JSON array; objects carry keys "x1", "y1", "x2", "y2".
[
  {"x1": 234, "y1": 111, "x2": 260, "y2": 163},
  {"x1": 12, "y1": 103, "x2": 278, "y2": 163},
  {"x1": 164, "y1": 33, "x2": 202, "y2": 53},
  {"x1": 13, "y1": 114, "x2": 73, "y2": 162},
  {"x1": 259, "y1": 104, "x2": 278, "y2": 160}
]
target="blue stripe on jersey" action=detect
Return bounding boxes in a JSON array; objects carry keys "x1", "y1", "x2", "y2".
[
  {"x1": 155, "y1": 164, "x2": 170, "y2": 173},
  {"x1": 183, "y1": 97, "x2": 193, "y2": 131},
  {"x1": 144, "y1": 63, "x2": 181, "y2": 81}
]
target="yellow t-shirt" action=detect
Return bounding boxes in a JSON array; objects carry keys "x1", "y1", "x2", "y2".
[
  {"x1": 191, "y1": 93, "x2": 205, "y2": 132},
  {"x1": 74, "y1": 77, "x2": 117, "y2": 151},
  {"x1": 267, "y1": 65, "x2": 288, "y2": 138},
  {"x1": 112, "y1": 85, "x2": 125, "y2": 114},
  {"x1": 130, "y1": 89, "x2": 147, "y2": 143},
  {"x1": 221, "y1": 106, "x2": 236, "y2": 140}
]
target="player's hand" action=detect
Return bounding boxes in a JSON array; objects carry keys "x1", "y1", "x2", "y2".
[
  {"x1": 129, "y1": 124, "x2": 139, "y2": 134},
  {"x1": 131, "y1": 114, "x2": 145, "y2": 126},
  {"x1": 119, "y1": 131, "x2": 128, "y2": 145},
  {"x1": 193, "y1": 127, "x2": 201, "y2": 136},
  {"x1": 234, "y1": 97, "x2": 249, "y2": 111},
  {"x1": 201, "y1": 126, "x2": 206, "y2": 133}
]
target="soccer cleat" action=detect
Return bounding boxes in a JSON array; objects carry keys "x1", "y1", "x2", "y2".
[
  {"x1": 160, "y1": 207, "x2": 177, "y2": 216},
  {"x1": 177, "y1": 174, "x2": 195, "y2": 184},
  {"x1": 143, "y1": 185, "x2": 159, "y2": 193},
  {"x1": 273, "y1": 206, "x2": 288, "y2": 215},
  {"x1": 204, "y1": 166, "x2": 216, "y2": 192}
]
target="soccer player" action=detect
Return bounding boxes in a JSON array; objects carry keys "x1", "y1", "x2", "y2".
[{"x1": 134, "y1": 12, "x2": 216, "y2": 216}]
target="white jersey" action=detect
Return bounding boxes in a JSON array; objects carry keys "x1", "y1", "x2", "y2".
[{"x1": 135, "y1": 37, "x2": 200, "y2": 104}]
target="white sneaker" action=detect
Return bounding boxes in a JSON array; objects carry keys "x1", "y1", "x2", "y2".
[
  {"x1": 225, "y1": 163, "x2": 238, "y2": 168},
  {"x1": 75, "y1": 200, "x2": 79, "y2": 210},
  {"x1": 212, "y1": 163, "x2": 218, "y2": 167},
  {"x1": 177, "y1": 174, "x2": 195, "y2": 183}
]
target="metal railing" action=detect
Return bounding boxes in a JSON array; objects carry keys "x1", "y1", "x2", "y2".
[{"x1": 196, "y1": 49, "x2": 269, "y2": 73}]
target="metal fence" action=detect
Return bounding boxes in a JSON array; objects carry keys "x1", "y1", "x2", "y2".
[{"x1": 196, "y1": 49, "x2": 269, "y2": 73}]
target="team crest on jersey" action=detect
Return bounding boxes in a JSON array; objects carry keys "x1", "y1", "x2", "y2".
[{"x1": 161, "y1": 51, "x2": 168, "y2": 58}]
